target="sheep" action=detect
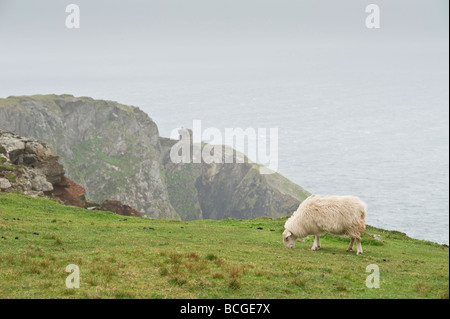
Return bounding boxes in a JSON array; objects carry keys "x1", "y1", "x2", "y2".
[{"x1": 282, "y1": 195, "x2": 366, "y2": 255}]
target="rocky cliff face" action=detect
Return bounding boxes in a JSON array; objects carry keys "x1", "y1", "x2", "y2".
[
  {"x1": 0, "y1": 130, "x2": 85, "y2": 207},
  {"x1": 0, "y1": 95, "x2": 310, "y2": 220},
  {"x1": 0, "y1": 95, "x2": 177, "y2": 219},
  {"x1": 160, "y1": 138, "x2": 310, "y2": 220}
]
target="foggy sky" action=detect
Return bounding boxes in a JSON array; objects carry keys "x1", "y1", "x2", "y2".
[{"x1": 0, "y1": 0, "x2": 448, "y2": 79}]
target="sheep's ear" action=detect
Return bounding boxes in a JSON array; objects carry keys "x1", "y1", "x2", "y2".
[{"x1": 285, "y1": 230, "x2": 292, "y2": 238}]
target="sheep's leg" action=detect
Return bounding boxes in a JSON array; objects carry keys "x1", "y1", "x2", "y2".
[
  {"x1": 347, "y1": 237, "x2": 355, "y2": 252},
  {"x1": 311, "y1": 235, "x2": 320, "y2": 251},
  {"x1": 355, "y1": 238, "x2": 363, "y2": 255}
]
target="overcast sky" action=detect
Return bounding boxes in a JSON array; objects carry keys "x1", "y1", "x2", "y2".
[{"x1": 0, "y1": 0, "x2": 448, "y2": 79}]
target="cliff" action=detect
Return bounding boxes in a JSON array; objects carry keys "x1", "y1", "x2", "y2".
[
  {"x1": 161, "y1": 138, "x2": 310, "y2": 220},
  {"x1": 0, "y1": 95, "x2": 176, "y2": 219},
  {"x1": 0, "y1": 94, "x2": 310, "y2": 219}
]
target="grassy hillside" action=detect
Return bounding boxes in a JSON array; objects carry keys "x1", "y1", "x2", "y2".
[{"x1": 0, "y1": 192, "x2": 448, "y2": 299}]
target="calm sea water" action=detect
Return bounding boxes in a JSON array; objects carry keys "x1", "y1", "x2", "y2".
[{"x1": 1, "y1": 44, "x2": 448, "y2": 244}]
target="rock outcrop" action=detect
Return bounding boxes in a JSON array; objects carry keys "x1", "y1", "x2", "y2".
[
  {"x1": 0, "y1": 129, "x2": 64, "y2": 196},
  {"x1": 0, "y1": 130, "x2": 86, "y2": 209},
  {"x1": 0, "y1": 95, "x2": 310, "y2": 220},
  {"x1": 97, "y1": 200, "x2": 142, "y2": 217},
  {"x1": 52, "y1": 176, "x2": 87, "y2": 208},
  {"x1": 0, "y1": 130, "x2": 142, "y2": 217}
]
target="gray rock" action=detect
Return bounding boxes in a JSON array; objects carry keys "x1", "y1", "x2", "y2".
[
  {"x1": 30, "y1": 174, "x2": 53, "y2": 192},
  {"x1": 0, "y1": 178, "x2": 11, "y2": 190},
  {"x1": 0, "y1": 132, "x2": 25, "y2": 164},
  {"x1": 0, "y1": 130, "x2": 64, "y2": 194}
]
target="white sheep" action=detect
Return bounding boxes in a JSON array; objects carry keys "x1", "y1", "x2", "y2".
[{"x1": 282, "y1": 195, "x2": 367, "y2": 255}]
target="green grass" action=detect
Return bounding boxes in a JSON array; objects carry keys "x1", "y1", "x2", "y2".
[{"x1": 0, "y1": 192, "x2": 448, "y2": 299}]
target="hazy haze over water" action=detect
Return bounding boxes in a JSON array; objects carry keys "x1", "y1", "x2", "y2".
[{"x1": 0, "y1": 0, "x2": 448, "y2": 244}]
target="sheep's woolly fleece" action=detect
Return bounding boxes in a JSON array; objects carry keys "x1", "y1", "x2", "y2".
[{"x1": 285, "y1": 195, "x2": 366, "y2": 239}]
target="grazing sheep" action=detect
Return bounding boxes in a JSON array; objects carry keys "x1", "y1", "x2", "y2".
[{"x1": 282, "y1": 195, "x2": 366, "y2": 255}]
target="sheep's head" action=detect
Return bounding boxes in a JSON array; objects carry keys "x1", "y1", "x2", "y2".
[{"x1": 282, "y1": 229, "x2": 297, "y2": 249}]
